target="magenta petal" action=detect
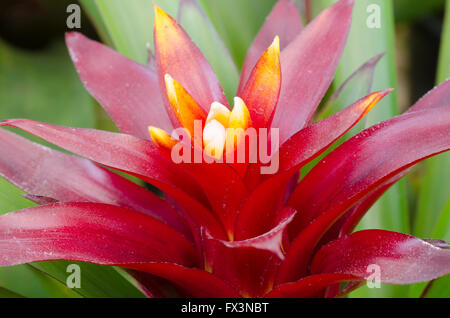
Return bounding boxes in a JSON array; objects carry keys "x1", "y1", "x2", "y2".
[
  {"x1": 0, "y1": 129, "x2": 190, "y2": 237},
  {"x1": 66, "y1": 32, "x2": 172, "y2": 138},
  {"x1": 238, "y1": 0, "x2": 303, "y2": 92},
  {"x1": 0, "y1": 119, "x2": 226, "y2": 239},
  {"x1": 310, "y1": 230, "x2": 450, "y2": 284},
  {"x1": 0, "y1": 202, "x2": 198, "y2": 267},
  {"x1": 271, "y1": 0, "x2": 354, "y2": 143}
]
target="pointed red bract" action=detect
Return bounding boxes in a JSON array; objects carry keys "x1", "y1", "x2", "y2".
[
  {"x1": 154, "y1": 5, "x2": 227, "y2": 118},
  {"x1": 310, "y1": 230, "x2": 450, "y2": 284},
  {"x1": 238, "y1": 0, "x2": 302, "y2": 91},
  {"x1": 66, "y1": 32, "x2": 172, "y2": 138},
  {"x1": 238, "y1": 37, "x2": 281, "y2": 129},
  {"x1": 0, "y1": 202, "x2": 198, "y2": 267},
  {"x1": 277, "y1": 108, "x2": 450, "y2": 283},
  {"x1": 0, "y1": 129, "x2": 191, "y2": 237},
  {"x1": 271, "y1": 0, "x2": 354, "y2": 143}
]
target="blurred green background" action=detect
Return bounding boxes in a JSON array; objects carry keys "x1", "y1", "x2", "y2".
[{"x1": 0, "y1": 0, "x2": 449, "y2": 298}]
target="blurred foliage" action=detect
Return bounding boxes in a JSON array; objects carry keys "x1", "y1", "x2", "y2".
[
  {"x1": 198, "y1": 0, "x2": 276, "y2": 68},
  {"x1": 394, "y1": 0, "x2": 445, "y2": 22},
  {"x1": 0, "y1": 40, "x2": 94, "y2": 131}
]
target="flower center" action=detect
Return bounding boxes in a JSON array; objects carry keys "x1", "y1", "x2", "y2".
[
  {"x1": 202, "y1": 97, "x2": 251, "y2": 160},
  {"x1": 148, "y1": 75, "x2": 252, "y2": 162}
]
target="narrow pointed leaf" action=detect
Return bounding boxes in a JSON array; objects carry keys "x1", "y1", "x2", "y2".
[{"x1": 317, "y1": 53, "x2": 385, "y2": 120}]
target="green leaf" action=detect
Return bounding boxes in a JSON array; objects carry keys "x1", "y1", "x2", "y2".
[
  {"x1": 438, "y1": 0, "x2": 450, "y2": 83},
  {"x1": 198, "y1": 0, "x2": 277, "y2": 68},
  {"x1": 93, "y1": 0, "x2": 179, "y2": 64},
  {"x1": 0, "y1": 265, "x2": 79, "y2": 298},
  {"x1": 421, "y1": 276, "x2": 450, "y2": 298},
  {"x1": 314, "y1": 0, "x2": 408, "y2": 298},
  {"x1": 178, "y1": 0, "x2": 239, "y2": 101},
  {"x1": 79, "y1": 0, "x2": 113, "y2": 46},
  {"x1": 31, "y1": 261, "x2": 145, "y2": 298},
  {"x1": 431, "y1": 198, "x2": 450, "y2": 241},
  {"x1": 0, "y1": 178, "x2": 35, "y2": 215},
  {"x1": 0, "y1": 286, "x2": 25, "y2": 298}
]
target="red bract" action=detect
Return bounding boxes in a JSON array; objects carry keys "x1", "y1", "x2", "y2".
[{"x1": 0, "y1": 0, "x2": 449, "y2": 298}]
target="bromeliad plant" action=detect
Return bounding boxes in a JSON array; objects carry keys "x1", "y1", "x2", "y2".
[{"x1": 0, "y1": 0, "x2": 449, "y2": 298}]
